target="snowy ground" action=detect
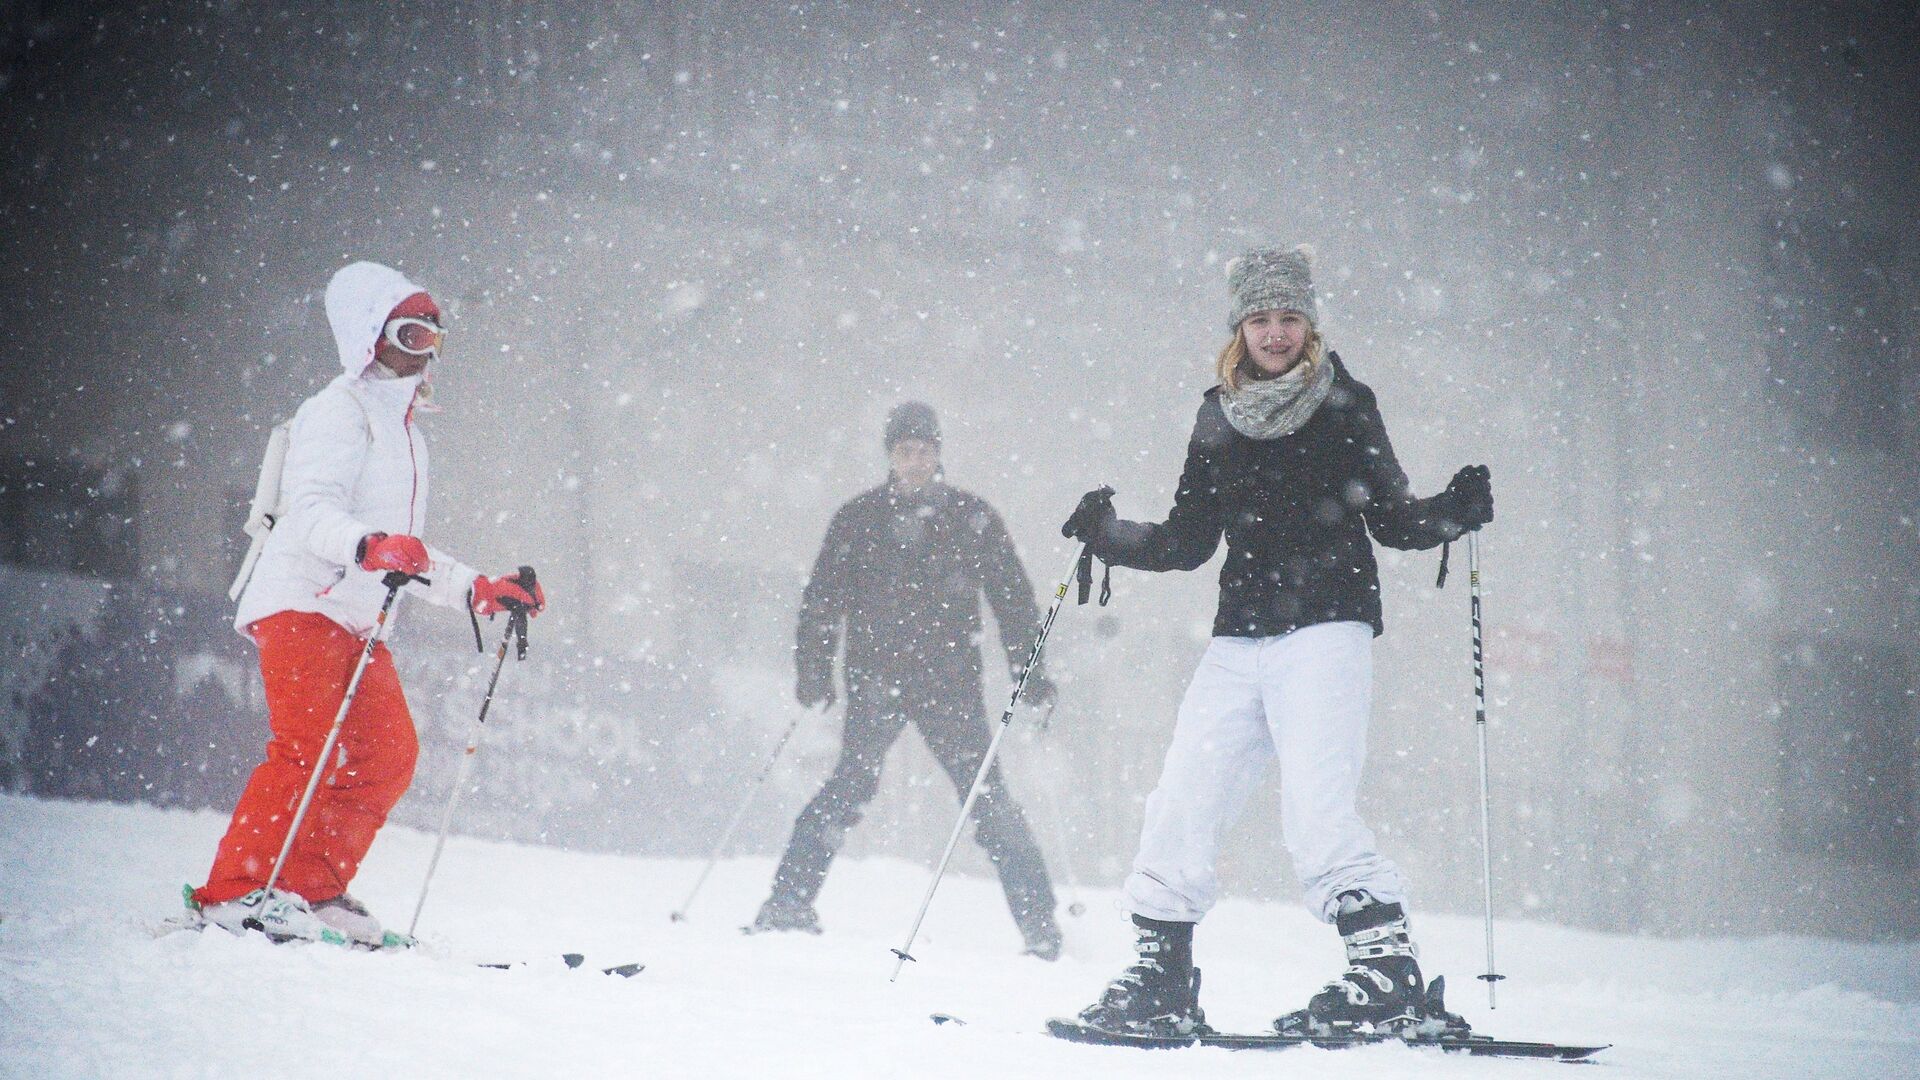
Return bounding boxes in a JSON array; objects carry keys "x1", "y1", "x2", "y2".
[{"x1": 1, "y1": 795, "x2": 1916, "y2": 1079}]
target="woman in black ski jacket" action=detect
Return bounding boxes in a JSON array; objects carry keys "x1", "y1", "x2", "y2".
[{"x1": 1058, "y1": 244, "x2": 1493, "y2": 1039}]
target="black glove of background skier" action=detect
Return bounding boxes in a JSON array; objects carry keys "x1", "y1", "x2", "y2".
[
  {"x1": 1437, "y1": 464, "x2": 1494, "y2": 537},
  {"x1": 795, "y1": 664, "x2": 836, "y2": 711},
  {"x1": 1018, "y1": 664, "x2": 1058, "y2": 708},
  {"x1": 1061, "y1": 485, "x2": 1116, "y2": 544}
]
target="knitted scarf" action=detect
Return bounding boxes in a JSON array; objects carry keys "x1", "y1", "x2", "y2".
[{"x1": 1220, "y1": 352, "x2": 1335, "y2": 440}]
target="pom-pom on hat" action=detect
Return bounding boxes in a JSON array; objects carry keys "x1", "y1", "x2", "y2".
[{"x1": 1226, "y1": 243, "x2": 1318, "y2": 333}]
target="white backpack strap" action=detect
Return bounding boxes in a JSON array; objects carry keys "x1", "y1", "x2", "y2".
[
  {"x1": 247, "y1": 420, "x2": 294, "y2": 535},
  {"x1": 227, "y1": 420, "x2": 294, "y2": 601},
  {"x1": 226, "y1": 386, "x2": 376, "y2": 603}
]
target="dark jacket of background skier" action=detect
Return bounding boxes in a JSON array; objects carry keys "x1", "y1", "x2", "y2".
[
  {"x1": 796, "y1": 480, "x2": 1043, "y2": 701},
  {"x1": 1091, "y1": 352, "x2": 1470, "y2": 639}
]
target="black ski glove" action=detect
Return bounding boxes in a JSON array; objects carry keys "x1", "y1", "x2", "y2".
[
  {"x1": 1018, "y1": 664, "x2": 1058, "y2": 708},
  {"x1": 1437, "y1": 464, "x2": 1494, "y2": 537},
  {"x1": 796, "y1": 663, "x2": 836, "y2": 711},
  {"x1": 1061, "y1": 485, "x2": 1117, "y2": 544}
]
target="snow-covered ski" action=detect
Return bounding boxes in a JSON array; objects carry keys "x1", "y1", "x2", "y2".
[
  {"x1": 477, "y1": 953, "x2": 644, "y2": 977},
  {"x1": 1041, "y1": 1017, "x2": 1607, "y2": 1061},
  {"x1": 173, "y1": 920, "x2": 643, "y2": 976},
  {"x1": 164, "y1": 894, "x2": 643, "y2": 976}
]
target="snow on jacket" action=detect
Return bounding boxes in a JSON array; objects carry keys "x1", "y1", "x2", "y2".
[
  {"x1": 795, "y1": 480, "x2": 1045, "y2": 698},
  {"x1": 1088, "y1": 351, "x2": 1466, "y2": 639},
  {"x1": 232, "y1": 261, "x2": 476, "y2": 638}
]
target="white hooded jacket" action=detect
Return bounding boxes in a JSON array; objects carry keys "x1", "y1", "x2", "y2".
[{"x1": 232, "y1": 261, "x2": 478, "y2": 638}]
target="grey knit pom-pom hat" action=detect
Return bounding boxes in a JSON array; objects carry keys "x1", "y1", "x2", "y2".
[{"x1": 1226, "y1": 243, "x2": 1318, "y2": 333}]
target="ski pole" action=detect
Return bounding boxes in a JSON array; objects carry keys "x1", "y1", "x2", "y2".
[
  {"x1": 889, "y1": 541, "x2": 1086, "y2": 982},
  {"x1": 1468, "y1": 532, "x2": 1505, "y2": 1008},
  {"x1": 669, "y1": 710, "x2": 806, "y2": 923},
  {"x1": 257, "y1": 569, "x2": 422, "y2": 905},
  {"x1": 407, "y1": 567, "x2": 536, "y2": 938}
]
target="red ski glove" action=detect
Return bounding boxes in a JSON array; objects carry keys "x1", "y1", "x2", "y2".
[
  {"x1": 470, "y1": 569, "x2": 546, "y2": 616},
  {"x1": 357, "y1": 533, "x2": 431, "y2": 575}
]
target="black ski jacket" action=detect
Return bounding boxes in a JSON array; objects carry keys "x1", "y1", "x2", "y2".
[
  {"x1": 797, "y1": 480, "x2": 1043, "y2": 697},
  {"x1": 1090, "y1": 353, "x2": 1465, "y2": 639}
]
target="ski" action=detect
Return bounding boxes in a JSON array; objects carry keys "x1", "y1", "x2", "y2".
[
  {"x1": 179, "y1": 923, "x2": 643, "y2": 977},
  {"x1": 1042, "y1": 1018, "x2": 1607, "y2": 1061},
  {"x1": 158, "y1": 910, "x2": 368, "y2": 950},
  {"x1": 477, "y1": 952, "x2": 645, "y2": 977},
  {"x1": 167, "y1": 900, "x2": 643, "y2": 977}
]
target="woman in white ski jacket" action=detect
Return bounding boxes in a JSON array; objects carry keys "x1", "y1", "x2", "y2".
[
  {"x1": 1058, "y1": 245, "x2": 1494, "y2": 1039},
  {"x1": 192, "y1": 261, "x2": 544, "y2": 948}
]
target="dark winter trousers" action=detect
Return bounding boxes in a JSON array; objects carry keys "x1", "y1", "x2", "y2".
[{"x1": 768, "y1": 683, "x2": 1057, "y2": 937}]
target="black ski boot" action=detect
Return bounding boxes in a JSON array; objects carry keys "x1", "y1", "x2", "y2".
[
  {"x1": 744, "y1": 896, "x2": 822, "y2": 936},
  {"x1": 1018, "y1": 908, "x2": 1064, "y2": 962},
  {"x1": 1275, "y1": 893, "x2": 1432, "y2": 1036},
  {"x1": 1074, "y1": 915, "x2": 1208, "y2": 1036}
]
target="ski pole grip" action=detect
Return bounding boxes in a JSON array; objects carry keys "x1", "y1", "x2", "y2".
[
  {"x1": 509, "y1": 565, "x2": 537, "y2": 660},
  {"x1": 381, "y1": 569, "x2": 431, "y2": 591},
  {"x1": 495, "y1": 565, "x2": 538, "y2": 611},
  {"x1": 496, "y1": 566, "x2": 539, "y2": 612}
]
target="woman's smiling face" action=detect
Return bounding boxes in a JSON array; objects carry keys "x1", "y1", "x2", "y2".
[{"x1": 1240, "y1": 309, "x2": 1310, "y2": 377}]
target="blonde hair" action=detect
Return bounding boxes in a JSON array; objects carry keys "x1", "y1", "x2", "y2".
[{"x1": 1215, "y1": 325, "x2": 1324, "y2": 392}]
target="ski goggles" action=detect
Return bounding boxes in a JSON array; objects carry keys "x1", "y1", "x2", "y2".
[{"x1": 383, "y1": 317, "x2": 445, "y2": 356}]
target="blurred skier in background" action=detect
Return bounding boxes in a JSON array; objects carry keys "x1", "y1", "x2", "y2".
[
  {"x1": 749, "y1": 402, "x2": 1065, "y2": 960},
  {"x1": 1058, "y1": 244, "x2": 1494, "y2": 1035},
  {"x1": 189, "y1": 260, "x2": 544, "y2": 948}
]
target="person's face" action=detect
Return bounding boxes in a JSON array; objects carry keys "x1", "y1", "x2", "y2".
[
  {"x1": 888, "y1": 438, "x2": 941, "y2": 491},
  {"x1": 1240, "y1": 309, "x2": 1310, "y2": 376},
  {"x1": 374, "y1": 317, "x2": 442, "y2": 378}
]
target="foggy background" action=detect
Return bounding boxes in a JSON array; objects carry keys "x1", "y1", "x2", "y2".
[{"x1": 3, "y1": 1, "x2": 1916, "y2": 940}]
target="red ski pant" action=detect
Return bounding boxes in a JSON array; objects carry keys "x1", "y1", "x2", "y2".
[{"x1": 194, "y1": 611, "x2": 418, "y2": 906}]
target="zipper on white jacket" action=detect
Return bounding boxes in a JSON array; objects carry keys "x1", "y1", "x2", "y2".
[{"x1": 405, "y1": 389, "x2": 420, "y2": 535}]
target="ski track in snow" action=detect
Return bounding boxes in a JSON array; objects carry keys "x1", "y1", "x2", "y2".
[{"x1": 2, "y1": 794, "x2": 1916, "y2": 1080}]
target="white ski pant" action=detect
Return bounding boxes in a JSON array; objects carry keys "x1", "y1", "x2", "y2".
[{"x1": 1123, "y1": 621, "x2": 1406, "y2": 925}]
